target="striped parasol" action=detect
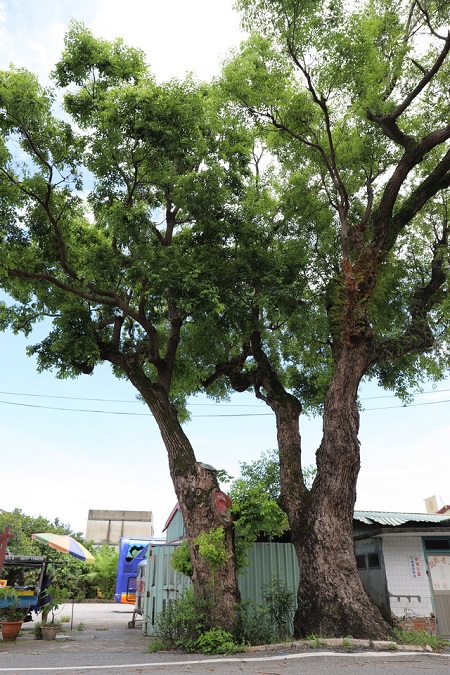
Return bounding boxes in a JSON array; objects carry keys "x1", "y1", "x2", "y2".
[{"x1": 32, "y1": 533, "x2": 95, "y2": 563}]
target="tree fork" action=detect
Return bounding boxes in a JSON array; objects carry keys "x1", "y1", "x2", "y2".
[{"x1": 294, "y1": 346, "x2": 389, "y2": 639}]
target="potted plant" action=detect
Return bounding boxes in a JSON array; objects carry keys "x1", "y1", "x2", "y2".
[
  {"x1": 0, "y1": 586, "x2": 26, "y2": 641},
  {"x1": 38, "y1": 584, "x2": 63, "y2": 640}
]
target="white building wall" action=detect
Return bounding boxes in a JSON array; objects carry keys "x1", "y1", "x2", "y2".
[
  {"x1": 382, "y1": 535, "x2": 433, "y2": 618},
  {"x1": 85, "y1": 509, "x2": 154, "y2": 546}
]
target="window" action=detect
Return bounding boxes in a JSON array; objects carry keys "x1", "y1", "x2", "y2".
[
  {"x1": 355, "y1": 551, "x2": 381, "y2": 570},
  {"x1": 424, "y1": 539, "x2": 450, "y2": 551},
  {"x1": 367, "y1": 552, "x2": 380, "y2": 569},
  {"x1": 356, "y1": 554, "x2": 366, "y2": 569}
]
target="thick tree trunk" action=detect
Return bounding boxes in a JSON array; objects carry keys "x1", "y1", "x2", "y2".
[
  {"x1": 128, "y1": 373, "x2": 240, "y2": 629},
  {"x1": 292, "y1": 347, "x2": 389, "y2": 638},
  {"x1": 174, "y1": 462, "x2": 240, "y2": 629},
  {"x1": 251, "y1": 334, "x2": 389, "y2": 638},
  {"x1": 269, "y1": 347, "x2": 389, "y2": 639}
]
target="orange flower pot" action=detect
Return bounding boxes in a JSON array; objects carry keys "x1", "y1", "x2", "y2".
[{"x1": 1, "y1": 620, "x2": 22, "y2": 641}]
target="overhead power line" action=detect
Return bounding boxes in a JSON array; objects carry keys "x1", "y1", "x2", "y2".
[
  {"x1": 0, "y1": 398, "x2": 273, "y2": 417},
  {"x1": 0, "y1": 394, "x2": 449, "y2": 416},
  {"x1": 0, "y1": 387, "x2": 449, "y2": 405},
  {"x1": 0, "y1": 390, "x2": 263, "y2": 406}
]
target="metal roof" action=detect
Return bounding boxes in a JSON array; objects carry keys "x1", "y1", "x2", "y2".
[{"x1": 353, "y1": 511, "x2": 450, "y2": 527}]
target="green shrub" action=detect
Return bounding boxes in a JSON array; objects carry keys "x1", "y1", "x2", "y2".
[
  {"x1": 262, "y1": 578, "x2": 294, "y2": 641},
  {"x1": 83, "y1": 544, "x2": 119, "y2": 599},
  {"x1": 154, "y1": 588, "x2": 206, "y2": 652},
  {"x1": 196, "y1": 627, "x2": 244, "y2": 654},
  {"x1": 235, "y1": 580, "x2": 294, "y2": 646},
  {"x1": 33, "y1": 622, "x2": 43, "y2": 640},
  {"x1": 306, "y1": 634, "x2": 326, "y2": 648},
  {"x1": 235, "y1": 600, "x2": 274, "y2": 646},
  {"x1": 147, "y1": 638, "x2": 165, "y2": 653}
]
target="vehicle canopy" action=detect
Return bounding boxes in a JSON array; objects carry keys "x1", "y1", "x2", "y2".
[{"x1": 0, "y1": 555, "x2": 49, "y2": 620}]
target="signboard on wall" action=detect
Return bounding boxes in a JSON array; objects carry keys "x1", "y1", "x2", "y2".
[
  {"x1": 428, "y1": 555, "x2": 450, "y2": 590},
  {"x1": 409, "y1": 555, "x2": 423, "y2": 578}
]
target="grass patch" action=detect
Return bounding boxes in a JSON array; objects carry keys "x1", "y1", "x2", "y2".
[
  {"x1": 392, "y1": 628, "x2": 449, "y2": 650},
  {"x1": 147, "y1": 638, "x2": 165, "y2": 653},
  {"x1": 306, "y1": 634, "x2": 326, "y2": 648}
]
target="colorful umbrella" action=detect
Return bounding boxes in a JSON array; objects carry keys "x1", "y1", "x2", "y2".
[{"x1": 32, "y1": 533, "x2": 95, "y2": 563}]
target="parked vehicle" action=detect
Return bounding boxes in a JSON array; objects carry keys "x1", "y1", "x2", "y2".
[
  {"x1": 0, "y1": 555, "x2": 49, "y2": 621},
  {"x1": 114, "y1": 537, "x2": 164, "y2": 605}
]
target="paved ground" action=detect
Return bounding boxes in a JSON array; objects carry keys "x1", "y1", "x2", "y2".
[
  {"x1": 1, "y1": 603, "x2": 449, "y2": 674},
  {"x1": 4, "y1": 602, "x2": 148, "y2": 652}
]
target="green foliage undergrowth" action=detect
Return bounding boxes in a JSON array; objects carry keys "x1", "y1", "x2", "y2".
[
  {"x1": 392, "y1": 628, "x2": 449, "y2": 650},
  {"x1": 236, "y1": 579, "x2": 295, "y2": 646},
  {"x1": 196, "y1": 627, "x2": 245, "y2": 654},
  {"x1": 154, "y1": 578, "x2": 294, "y2": 653},
  {"x1": 154, "y1": 588, "x2": 205, "y2": 652}
]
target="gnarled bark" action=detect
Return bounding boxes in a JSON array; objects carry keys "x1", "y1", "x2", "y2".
[
  {"x1": 292, "y1": 347, "x2": 389, "y2": 638},
  {"x1": 243, "y1": 338, "x2": 389, "y2": 639},
  {"x1": 126, "y1": 368, "x2": 240, "y2": 629}
]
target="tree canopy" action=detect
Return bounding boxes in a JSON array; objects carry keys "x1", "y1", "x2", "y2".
[
  {"x1": 1, "y1": 1, "x2": 449, "y2": 638},
  {"x1": 0, "y1": 23, "x2": 253, "y2": 405},
  {"x1": 0, "y1": 20, "x2": 265, "y2": 629},
  {"x1": 218, "y1": 0, "x2": 450, "y2": 403}
]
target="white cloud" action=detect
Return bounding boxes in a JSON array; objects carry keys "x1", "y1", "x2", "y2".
[
  {"x1": 88, "y1": 0, "x2": 243, "y2": 81},
  {"x1": 356, "y1": 413, "x2": 450, "y2": 513},
  {"x1": 0, "y1": 1, "x2": 244, "y2": 84},
  {"x1": 0, "y1": 2, "x2": 7, "y2": 24}
]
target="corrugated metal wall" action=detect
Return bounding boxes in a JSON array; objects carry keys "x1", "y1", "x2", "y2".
[
  {"x1": 142, "y1": 542, "x2": 299, "y2": 635},
  {"x1": 142, "y1": 544, "x2": 190, "y2": 635},
  {"x1": 239, "y1": 542, "x2": 298, "y2": 606},
  {"x1": 165, "y1": 510, "x2": 185, "y2": 543}
]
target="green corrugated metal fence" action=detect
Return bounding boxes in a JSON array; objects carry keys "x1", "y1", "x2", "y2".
[{"x1": 142, "y1": 542, "x2": 298, "y2": 636}]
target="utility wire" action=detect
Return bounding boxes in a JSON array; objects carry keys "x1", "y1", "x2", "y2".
[
  {"x1": 0, "y1": 396, "x2": 449, "y2": 416},
  {"x1": 0, "y1": 387, "x2": 449, "y2": 405},
  {"x1": 0, "y1": 398, "x2": 273, "y2": 417},
  {"x1": 0, "y1": 390, "x2": 261, "y2": 406}
]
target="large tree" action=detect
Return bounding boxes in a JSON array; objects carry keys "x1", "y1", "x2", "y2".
[
  {"x1": 204, "y1": 0, "x2": 450, "y2": 638},
  {"x1": 0, "y1": 23, "x2": 255, "y2": 627}
]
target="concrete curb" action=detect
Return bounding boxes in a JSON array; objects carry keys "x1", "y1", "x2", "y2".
[{"x1": 246, "y1": 637, "x2": 438, "y2": 653}]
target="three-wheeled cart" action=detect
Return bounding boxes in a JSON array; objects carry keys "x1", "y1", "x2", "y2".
[{"x1": 0, "y1": 555, "x2": 49, "y2": 620}]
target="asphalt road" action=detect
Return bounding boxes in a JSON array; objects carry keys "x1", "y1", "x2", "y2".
[{"x1": 0, "y1": 603, "x2": 449, "y2": 675}]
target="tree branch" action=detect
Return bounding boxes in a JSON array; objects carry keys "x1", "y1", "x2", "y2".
[
  {"x1": 203, "y1": 342, "x2": 252, "y2": 390},
  {"x1": 372, "y1": 129, "x2": 450, "y2": 254},
  {"x1": 391, "y1": 150, "x2": 450, "y2": 235},
  {"x1": 368, "y1": 32, "x2": 450, "y2": 149},
  {"x1": 374, "y1": 224, "x2": 449, "y2": 362}
]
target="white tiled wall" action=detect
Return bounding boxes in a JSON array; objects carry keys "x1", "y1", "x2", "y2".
[{"x1": 382, "y1": 536, "x2": 433, "y2": 618}]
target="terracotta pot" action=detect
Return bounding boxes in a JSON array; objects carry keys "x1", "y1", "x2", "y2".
[
  {"x1": 41, "y1": 625, "x2": 59, "y2": 640},
  {"x1": 1, "y1": 620, "x2": 23, "y2": 641}
]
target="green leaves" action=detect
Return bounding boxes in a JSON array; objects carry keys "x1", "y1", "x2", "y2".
[
  {"x1": 53, "y1": 20, "x2": 147, "y2": 90},
  {"x1": 229, "y1": 450, "x2": 289, "y2": 542},
  {"x1": 195, "y1": 527, "x2": 229, "y2": 575},
  {"x1": 0, "y1": 23, "x2": 260, "y2": 409},
  {"x1": 83, "y1": 544, "x2": 119, "y2": 599},
  {"x1": 1, "y1": 5, "x2": 449, "y2": 462}
]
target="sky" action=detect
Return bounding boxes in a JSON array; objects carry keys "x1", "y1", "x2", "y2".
[{"x1": 0, "y1": 0, "x2": 449, "y2": 539}]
